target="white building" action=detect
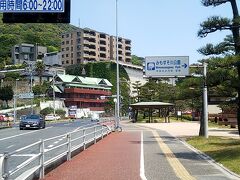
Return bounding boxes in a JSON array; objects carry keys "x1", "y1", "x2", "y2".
[{"x1": 43, "y1": 52, "x2": 62, "y2": 66}]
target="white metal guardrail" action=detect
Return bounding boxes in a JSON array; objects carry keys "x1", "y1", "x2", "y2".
[{"x1": 0, "y1": 120, "x2": 115, "y2": 180}]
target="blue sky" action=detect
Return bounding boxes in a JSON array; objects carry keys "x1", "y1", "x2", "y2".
[{"x1": 70, "y1": 0, "x2": 238, "y2": 64}]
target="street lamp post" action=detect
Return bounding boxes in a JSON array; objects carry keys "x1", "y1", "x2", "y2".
[
  {"x1": 190, "y1": 63, "x2": 208, "y2": 138},
  {"x1": 203, "y1": 62, "x2": 208, "y2": 138},
  {"x1": 115, "y1": 0, "x2": 120, "y2": 130}
]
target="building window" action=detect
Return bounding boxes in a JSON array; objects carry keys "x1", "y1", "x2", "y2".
[
  {"x1": 62, "y1": 35, "x2": 65, "y2": 38},
  {"x1": 71, "y1": 53, "x2": 73, "y2": 58},
  {"x1": 62, "y1": 41, "x2": 65, "y2": 45},
  {"x1": 62, "y1": 61, "x2": 64, "y2": 64},
  {"x1": 62, "y1": 48, "x2": 64, "y2": 51},
  {"x1": 66, "y1": 60, "x2": 69, "y2": 64},
  {"x1": 66, "y1": 47, "x2": 69, "y2": 51},
  {"x1": 66, "y1": 54, "x2": 69, "y2": 57},
  {"x1": 71, "y1": 47, "x2": 73, "y2": 51},
  {"x1": 66, "y1": 41, "x2": 69, "y2": 44},
  {"x1": 62, "y1": 54, "x2": 64, "y2": 58},
  {"x1": 71, "y1": 40, "x2": 73, "y2": 45},
  {"x1": 71, "y1": 60, "x2": 73, "y2": 64},
  {"x1": 77, "y1": 32, "x2": 81, "y2": 36},
  {"x1": 66, "y1": 34, "x2": 69, "y2": 38}
]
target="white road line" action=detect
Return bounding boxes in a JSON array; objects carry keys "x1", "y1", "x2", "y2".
[
  {"x1": 140, "y1": 131, "x2": 147, "y2": 180},
  {"x1": 6, "y1": 145, "x2": 14, "y2": 149},
  {"x1": 48, "y1": 145, "x2": 54, "y2": 148},
  {"x1": 54, "y1": 141, "x2": 59, "y2": 144},
  {"x1": 0, "y1": 127, "x2": 53, "y2": 142}
]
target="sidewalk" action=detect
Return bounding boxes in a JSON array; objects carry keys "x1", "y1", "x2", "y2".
[
  {"x1": 132, "y1": 121, "x2": 239, "y2": 139},
  {"x1": 44, "y1": 131, "x2": 141, "y2": 180},
  {"x1": 43, "y1": 121, "x2": 239, "y2": 180}
]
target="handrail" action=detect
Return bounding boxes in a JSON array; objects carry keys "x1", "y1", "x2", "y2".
[
  {"x1": 9, "y1": 154, "x2": 41, "y2": 176},
  {"x1": 0, "y1": 120, "x2": 115, "y2": 180},
  {"x1": 8, "y1": 141, "x2": 41, "y2": 156}
]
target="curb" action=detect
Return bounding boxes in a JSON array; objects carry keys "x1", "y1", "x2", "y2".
[{"x1": 179, "y1": 138, "x2": 240, "y2": 180}]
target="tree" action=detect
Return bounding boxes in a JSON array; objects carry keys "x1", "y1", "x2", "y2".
[
  {"x1": 198, "y1": 0, "x2": 240, "y2": 135},
  {"x1": 132, "y1": 81, "x2": 142, "y2": 102},
  {"x1": 0, "y1": 86, "x2": 14, "y2": 107},
  {"x1": 35, "y1": 61, "x2": 45, "y2": 85}
]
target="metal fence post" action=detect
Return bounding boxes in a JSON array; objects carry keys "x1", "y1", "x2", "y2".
[
  {"x1": 101, "y1": 126, "x2": 103, "y2": 139},
  {"x1": 39, "y1": 140, "x2": 45, "y2": 179},
  {"x1": 83, "y1": 129, "x2": 86, "y2": 150},
  {"x1": 67, "y1": 134, "x2": 71, "y2": 161},
  {"x1": 0, "y1": 152, "x2": 9, "y2": 180},
  {"x1": 94, "y1": 127, "x2": 96, "y2": 144}
]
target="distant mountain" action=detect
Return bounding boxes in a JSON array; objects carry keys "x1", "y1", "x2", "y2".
[{"x1": 0, "y1": 14, "x2": 77, "y2": 64}]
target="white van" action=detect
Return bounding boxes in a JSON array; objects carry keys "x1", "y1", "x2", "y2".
[{"x1": 91, "y1": 113, "x2": 100, "y2": 122}]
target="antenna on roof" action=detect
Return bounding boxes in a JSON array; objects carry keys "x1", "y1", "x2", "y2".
[{"x1": 78, "y1": 18, "x2": 81, "y2": 28}]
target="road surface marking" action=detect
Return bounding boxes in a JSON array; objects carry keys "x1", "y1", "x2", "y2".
[
  {"x1": 0, "y1": 127, "x2": 53, "y2": 142},
  {"x1": 140, "y1": 131, "x2": 147, "y2": 180},
  {"x1": 151, "y1": 130, "x2": 195, "y2": 180},
  {"x1": 54, "y1": 141, "x2": 59, "y2": 144},
  {"x1": 48, "y1": 145, "x2": 54, "y2": 148},
  {"x1": 6, "y1": 145, "x2": 14, "y2": 149}
]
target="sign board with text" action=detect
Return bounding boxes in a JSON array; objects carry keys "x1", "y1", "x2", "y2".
[
  {"x1": 18, "y1": 92, "x2": 34, "y2": 99},
  {"x1": 0, "y1": 0, "x2": 65, "y2": 12},
  {"x1": 145, "y1": 56, "x2": 189, "y2": 77}
]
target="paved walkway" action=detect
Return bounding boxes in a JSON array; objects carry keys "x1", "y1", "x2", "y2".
[
  {"x1": 44, "y1": 121, "x2": 240, "y2": 180},
  {"x1": 44, "y1": 131, "x2": 141, "y2": 180}
]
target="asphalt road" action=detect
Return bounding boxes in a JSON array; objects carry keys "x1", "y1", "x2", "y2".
[{"x1": 0, "y1": 119, "x2": 100, "y2": 179}]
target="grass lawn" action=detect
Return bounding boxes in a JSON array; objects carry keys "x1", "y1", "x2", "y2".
[{"x1": 186, "y1": 136, "x2": 240, "y2": 175}]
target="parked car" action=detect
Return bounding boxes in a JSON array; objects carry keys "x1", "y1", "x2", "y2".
[
  {"x1": 0, "y1": 114, "x2": 4, "y2": 121},
  {"x1": 20, "y1": 115, "x2": 27, "y2": 121},
  {"x1": 91, "y1": 113, "x2": 100, "y2": 122},
  {"x1": 45, "y1": 114, "x2": 61, "y2": 121},
  {"x1": 19, "y1": 114, "x2": 45, "y2": 130}
]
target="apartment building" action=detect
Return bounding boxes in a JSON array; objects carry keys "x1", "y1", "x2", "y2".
[
  {"x1": 61, "y1": 28, "x2": 131, "y2": 66},
  {"x1": 12, "y1": 43, "x2": 47, "y2": 65}
]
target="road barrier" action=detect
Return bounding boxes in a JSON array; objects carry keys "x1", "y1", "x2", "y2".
[{"x1": 0, "y1": 120, "x2": 115, "y2": 180}]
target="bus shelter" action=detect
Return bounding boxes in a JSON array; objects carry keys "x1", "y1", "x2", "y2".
[{"x1": 130, "y1": 102, "x2": 175, "y2": 123}]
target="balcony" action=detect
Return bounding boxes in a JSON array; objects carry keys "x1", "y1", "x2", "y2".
[
  {"x1": 125, "y1": 40, "x2": 131, "y2": 45},
  {"x1": 83, "y1": 47, "x2": 90, "y2": 51},
  {"x1": 65, "y1": 88, "x2": 112, "y2": 96},
  {"x1": 64, "y1": 98, "x2": 108, "y2": 103}
]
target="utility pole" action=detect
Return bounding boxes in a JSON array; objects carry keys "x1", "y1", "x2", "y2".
[
  {"x1": 13, "y1": 79, "x2": 19, "y2": 124},
  {"x1": 52, "y1": 72, "x2": 56, "y2": 119},
  {"x1": 30, "y1": 63, "x2": 33, "y2": 114}
]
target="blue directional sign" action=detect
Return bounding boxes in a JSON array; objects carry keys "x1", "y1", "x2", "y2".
[
  {"x1": 0, "y1": 0, "x2": 65, "y2": 12},
  {"x1": 145, "y1": 56, "x2": 189, "y2": 77}
]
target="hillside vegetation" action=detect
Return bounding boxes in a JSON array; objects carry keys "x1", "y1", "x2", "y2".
[{"x1": 0, "y1": 14, "x2": 77, "y2": 65}]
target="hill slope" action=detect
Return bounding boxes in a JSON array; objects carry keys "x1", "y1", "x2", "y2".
[{"x1": 0, "y1": 14, "x2": 77, "y2": 64}]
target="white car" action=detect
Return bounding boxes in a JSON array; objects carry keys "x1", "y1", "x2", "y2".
[
  {"x1": 45, "y1": 114, "x2": 61, "y2": 121},
  {"x1": 91, "y1": 113, "x2": 100, "y2": 122}
]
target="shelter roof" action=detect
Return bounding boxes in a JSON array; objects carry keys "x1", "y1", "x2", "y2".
[{"x1": 130, "y1": 102, "x2": 174, "y2": 109}]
